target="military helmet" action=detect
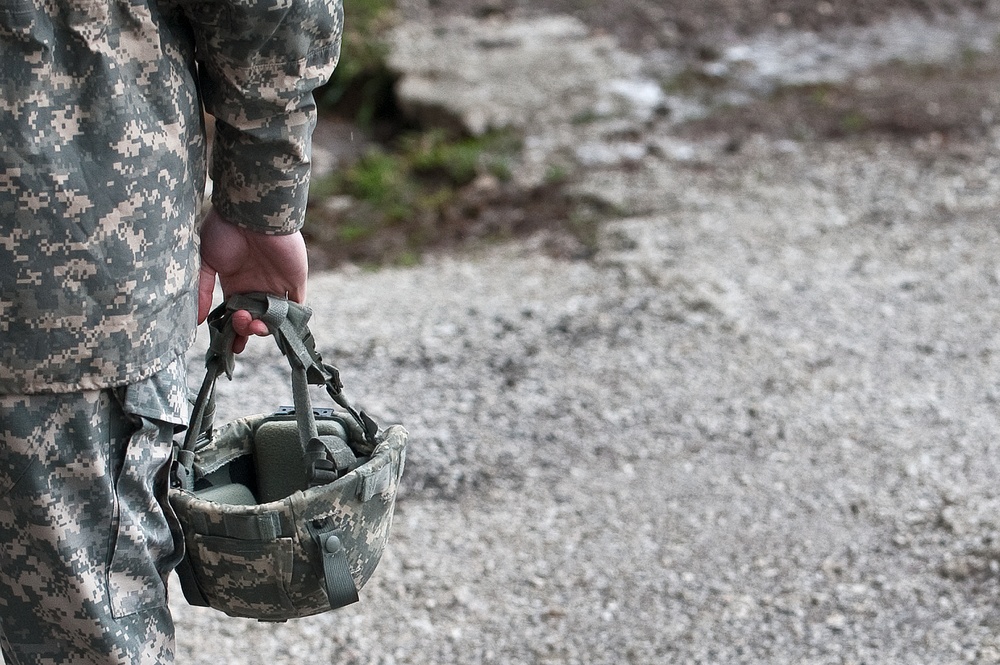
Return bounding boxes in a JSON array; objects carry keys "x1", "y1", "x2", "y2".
[{"x1": 169, "y1": 293, "x2": 407, "y2": 621}]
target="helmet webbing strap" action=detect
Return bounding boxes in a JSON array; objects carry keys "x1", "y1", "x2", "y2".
[{"x1": 175, "y1": 293, "x2": 378, "y2": 490}]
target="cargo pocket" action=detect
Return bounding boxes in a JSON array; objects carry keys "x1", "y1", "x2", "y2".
[
  {"x1": 189, "y1": 534, "x2": 297, "y2": 618},
  {"x1": 107, "y1": 415, "x2": 181, "y2": 618}
]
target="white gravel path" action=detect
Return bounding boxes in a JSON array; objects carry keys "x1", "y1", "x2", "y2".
[{"x1": 173, "y1": 135, "x2": 1000, "y2": 663}]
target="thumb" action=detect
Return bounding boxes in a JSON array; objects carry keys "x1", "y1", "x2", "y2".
[{"x1": 198, "y1": 263, "x2": 217, "y2": 324}]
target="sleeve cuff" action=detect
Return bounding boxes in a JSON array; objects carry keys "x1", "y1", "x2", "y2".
[{"x1": 209, "y1": 108, "x2": 316, "y2": 235}]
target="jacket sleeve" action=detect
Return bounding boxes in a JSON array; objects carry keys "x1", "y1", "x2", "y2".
[{"x1": 182, "y1": 0, "x2": 344, "y2": 234}]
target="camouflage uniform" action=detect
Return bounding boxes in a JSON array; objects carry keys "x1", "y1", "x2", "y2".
[
  {"x1": 0, "y1": 0, "x2": 343, "y2": 661},
  {"x1": 0, "y1": 359, "x2": 187, "y2": 665}
]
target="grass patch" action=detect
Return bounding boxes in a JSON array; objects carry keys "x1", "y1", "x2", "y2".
[
  {"x1": 662, "y1": 66, "x2": 729, "y2": 95},
  {"x1": 305, "y1": 1, "x2": 585, "y2": 268},
  {"x1": 305, "y1": 130, "x2": 527, "y2": 265},
  {"x1": 839, "y1": 110, "x2": 869, "y2": 135}
]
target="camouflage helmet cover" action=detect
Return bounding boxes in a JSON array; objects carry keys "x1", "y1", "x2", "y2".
[{"x1": 168, "y1": 294, "x2": 407, "y2": 621}]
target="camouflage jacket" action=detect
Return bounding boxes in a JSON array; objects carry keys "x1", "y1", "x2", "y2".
[{"x1": 0, "y1": 0, "x2": 343, "y2": 394}]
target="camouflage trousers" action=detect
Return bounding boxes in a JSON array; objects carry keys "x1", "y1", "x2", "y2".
[{"x1": 0, "y1": 361, "x2": 188, "y2": 665}]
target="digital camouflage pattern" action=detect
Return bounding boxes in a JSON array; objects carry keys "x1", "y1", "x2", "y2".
[
  {"x1": 169, "y1": 419, "x2": 407, "y2": 621},
  {"x1": 0, "y1": 0, "x2": 344, "y2": 394},
  {"x1": 0, "y1": 0, "x2": 345, "y2": 660},
  {"x1": 168, "y1": 294, "x2": 407, "y2": 620},
  {"x1": 0, "y1": 357, "x2": 188, "y2": 665}
]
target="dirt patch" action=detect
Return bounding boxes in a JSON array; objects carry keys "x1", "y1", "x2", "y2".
[
  {"x1": 676, "y1": 51, "x2": 1000, "y2": 145},
  {"x1": 304, "y1": 178, "x2": 581, "y2": 271},
  {"x1": 425, "y1": 0, "x2": 995, "y2": 52}
]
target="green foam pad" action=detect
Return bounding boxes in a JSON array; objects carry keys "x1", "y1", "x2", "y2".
[
  {"x1": 195, "y1": 483, "x2": 257, "y2": 506},
  {"x1": 254, "y1": 420, "x2": 347, "y2": 503}
]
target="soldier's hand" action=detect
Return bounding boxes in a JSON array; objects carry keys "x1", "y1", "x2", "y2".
[{"x1": 198, "y1": 209, "x2": 308, "y2": 352}]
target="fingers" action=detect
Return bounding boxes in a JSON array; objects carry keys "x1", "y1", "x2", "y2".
[
  {"x1": 232, "y1": 334, "x2": 249, "y2": 355},
  {"x1": 231, "y1": 309, "x2": 269, "y2": 335},
  {"x1": 229, "y1": 309, "x2": 269, "y2": 354}
]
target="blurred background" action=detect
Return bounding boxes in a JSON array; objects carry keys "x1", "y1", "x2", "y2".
[
  {"x1": 304, "y1": 0, "x2": 1000, "y2": 268},
  {"x1": 174, "y1": 3, "x2": 1000, "y2": 663}
]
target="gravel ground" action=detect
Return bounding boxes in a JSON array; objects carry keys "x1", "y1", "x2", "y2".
[
  {"x1": 170, "y1": 4, "x2": 1000, "y2": 665},
  {"x1": 174, "y1": 135, "x2": 1000, "y2": 663}
]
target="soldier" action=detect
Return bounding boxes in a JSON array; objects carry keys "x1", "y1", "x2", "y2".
[{"x1": 0, "y1": 0, "x2": 343, "y2": 662}]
